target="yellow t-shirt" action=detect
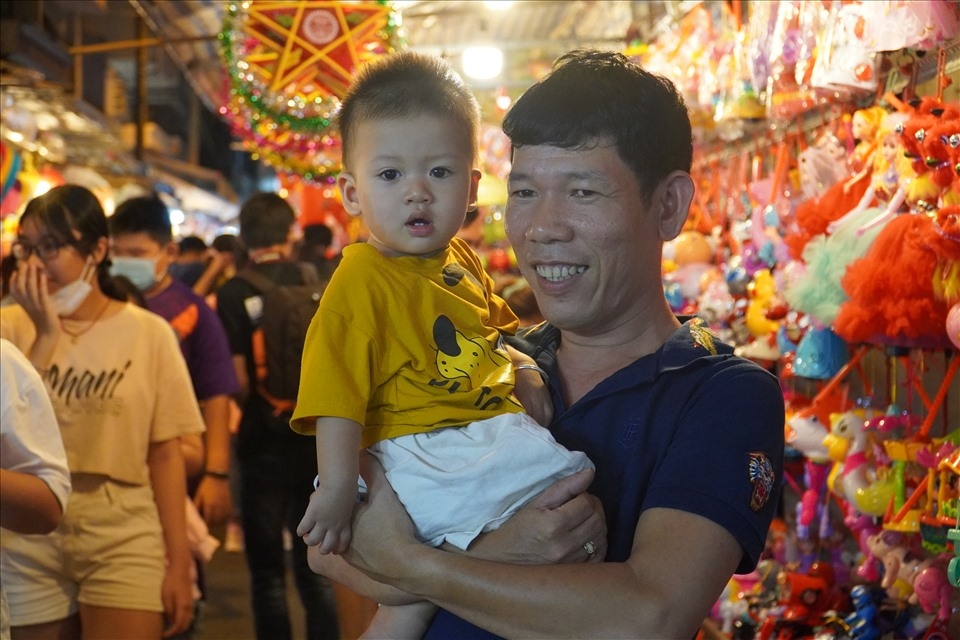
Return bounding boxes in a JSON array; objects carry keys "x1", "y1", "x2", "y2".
[{"x1": 291, "y1": 238, "x2": 522, "y2": 448}]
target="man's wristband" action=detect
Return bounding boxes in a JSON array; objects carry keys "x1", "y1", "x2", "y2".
[
  {"x1": 204, "y1": 469, "x2": 230, "y2": 480},
  {"x1": 514, "y1": 363, "x2": 549, "y2": 383}
]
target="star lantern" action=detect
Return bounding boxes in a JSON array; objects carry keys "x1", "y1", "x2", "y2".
[{"x1": 219, "y1": 1, "x2": 399, "y2": 182}]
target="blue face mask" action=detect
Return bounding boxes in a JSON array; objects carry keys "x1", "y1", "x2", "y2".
[{"x1": 110, "y1": 256, "x2": 159, "y2": 291}]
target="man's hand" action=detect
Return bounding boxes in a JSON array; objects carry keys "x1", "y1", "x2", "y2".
[
  {"x1": 338, "y1": 452, "x2": 422, "y2": 581},
  {"x1": 459, "y1": 468, "x2": 607, "y2": 564},
  {"x1": 192, "y1": 476, "x2": 232, "y2": 526}
]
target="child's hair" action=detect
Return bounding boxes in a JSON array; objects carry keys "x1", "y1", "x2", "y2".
[
  {"x1": 337, "y1": 51, "x2": 481, "y2": 167},
  {"x1": 20, "y1": 184, "x2": 125, "y2": 301},
  {"x1": 502, "y1": 49, "x2": 691, "y2": 203},
  {"x1": 109, "y1": 195, "x2": 173, "y2": 245},
  {"x1": 238, "y1": 192, "x2": 295, "y2": 249}
]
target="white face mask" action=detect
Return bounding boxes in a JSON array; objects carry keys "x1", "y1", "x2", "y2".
[
  {"x1": 50, "y1": 259, "x2": 95, "y2": 316},
  {"x1": 110, "y1": 256, "x2": 159, "y2": 291}
]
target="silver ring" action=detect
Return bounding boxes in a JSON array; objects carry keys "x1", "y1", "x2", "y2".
[{"x1": 583, "y1": 540, "x2": 597, "y2": 559}]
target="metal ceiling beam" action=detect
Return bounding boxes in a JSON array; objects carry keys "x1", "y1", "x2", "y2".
[{"x1": 68, "y1": 33, "x2": 218, "y2": 56}]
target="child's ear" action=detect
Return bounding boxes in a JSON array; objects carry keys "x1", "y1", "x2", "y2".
[
  {"x1": 654, "y1": 170, "x2": 694, "y2": 242},
  {"x1": 337, "y1": 172, "x2": 362, "y2": 217},
  {"x1": 467, "y1": 169, "x2": 481, "y2": 212}
]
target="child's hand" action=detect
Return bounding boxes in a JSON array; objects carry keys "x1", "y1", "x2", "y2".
[
  {"x1": 513, "y1": 364, "x2": 553, "y2": 426},
  {"x1": 297, "y1": 485, "x2": 356, "y2": 554}
]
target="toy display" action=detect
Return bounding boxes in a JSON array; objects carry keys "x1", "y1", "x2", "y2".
[{"x1": 644, "y1": 3, "x2": 960, "y2": 636}]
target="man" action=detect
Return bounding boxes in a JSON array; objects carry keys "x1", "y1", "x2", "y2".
[
  {"x1": 311, "y1": 49, "x2": 785, "y2": 638},
  {"x1": 169, "y1": 235, "x2": 209, "y2": 288},
  {"x1": 214, "y1": 192, "x2": 340, "y2": 640},
  {"x1": 109, "y1": 196, "x2": 238, "y2": 526}
]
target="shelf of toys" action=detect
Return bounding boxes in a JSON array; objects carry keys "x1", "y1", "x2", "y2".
[{"x1": 632, "y1": 2, "x2": 960, "y2": 638}]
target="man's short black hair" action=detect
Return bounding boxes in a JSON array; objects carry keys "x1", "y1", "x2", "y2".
[
  {"x1": 238, "y1": 192, "x2": 295, "y2": 249},
  {"x1": 178, "y1": 235, "x2": 207, "y2": 255},
  {"x1": 503, "y1": 49, "x2": 692, "y2": 201},
  {"x1": 110, "y1": 195, "x2": 173, "y2": 245}
]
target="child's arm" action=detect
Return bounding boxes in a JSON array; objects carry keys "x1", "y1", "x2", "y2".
[
  {"x1": 506, "y1": 344, "x2": 553, "y2": 426},
  {"x1": 297, "y1": 416, "x2": 363, "y2": 554}
]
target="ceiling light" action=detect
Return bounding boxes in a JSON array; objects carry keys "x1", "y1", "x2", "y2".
[{"x1": 462, "y1": 46, "x2": 503, "y2": 80}]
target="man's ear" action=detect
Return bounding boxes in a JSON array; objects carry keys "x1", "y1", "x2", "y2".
[
  {"x1": 163, "y1": 240, "x2": 179, "y2": 261},
  {"x1": 337, "y1": 172, "x2": 362, "y2": 217},
  {"x1": 655, "y1": 170, "x2": 695, "y2": 242},
  {"x1": 467, "y1": 169, "x2": 481, "y2": 212}
]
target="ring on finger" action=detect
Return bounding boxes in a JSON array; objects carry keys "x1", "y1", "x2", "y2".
[{"x1": 583, "y1": 539, "x2": 597, "y2": 560}]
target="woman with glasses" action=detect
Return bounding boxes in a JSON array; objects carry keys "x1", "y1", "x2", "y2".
[{"x1": 0, "y1": 185, "x2": 204, "y2": 639}]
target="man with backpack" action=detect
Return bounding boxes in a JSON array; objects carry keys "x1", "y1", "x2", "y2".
[{"x1": 215, "y1": 192, "x2": 340, "y2": 640}]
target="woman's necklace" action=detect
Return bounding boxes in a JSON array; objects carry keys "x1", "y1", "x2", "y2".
[{"x1": 59, "y1": 299, "x2": 111, "y2": 344}]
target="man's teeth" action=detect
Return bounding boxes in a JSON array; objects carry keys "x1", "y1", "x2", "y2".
[{"x1": 535, "y1": 264, "x2": 586, "y2": 281}]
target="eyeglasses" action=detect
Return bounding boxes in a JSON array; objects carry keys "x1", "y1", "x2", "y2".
[{"x1": 11, "y1": 238, "x2": 68, "y2": 261}]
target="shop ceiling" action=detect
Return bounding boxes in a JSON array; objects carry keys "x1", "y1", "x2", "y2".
[{"x1": 25, "y1": 1, "x2": 670, "y2": 117}]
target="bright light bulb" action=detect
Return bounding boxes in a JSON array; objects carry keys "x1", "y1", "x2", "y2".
[{"x1": 462, "y1": 47, "x2": 503, "y2": 80}]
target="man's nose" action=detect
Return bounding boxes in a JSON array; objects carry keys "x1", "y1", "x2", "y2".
[{"x1": 525, "y1": 199, "x2": 572, "y2": 243}]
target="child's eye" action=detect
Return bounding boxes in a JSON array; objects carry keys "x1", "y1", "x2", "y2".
[
  {"x1": 430, "y1": 167, "x2": 452, "y2": 178},
  {"x1": 378, "y1": 169, "x2": 401, "y2": 181}
]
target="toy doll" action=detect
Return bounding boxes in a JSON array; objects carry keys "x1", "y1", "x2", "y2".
[
  {"x1": 841, "y1": 106, "x2": 889, "y2": 192},
  {"x1": 835, "y1": 187, "x2": 960, "y2": 349},
  {"x1": 786, "y1": 113, "x2": 916, "y2": 328},
  {"x1": 784, "y1": 108, "x2": 886, "y2": 260}
]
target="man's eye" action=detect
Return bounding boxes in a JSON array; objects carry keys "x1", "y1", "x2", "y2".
[
  {"x1": 572, "y1": 189, "x2": 597, "y2": 198},
  {"x1": 430, "y1": 167, "x2": 452, "y2": 178},
  {"x1": 509, "y1": 189, "x2": 535, "y2": 198},
  {"x1": 379, "y1": 169, "x2": 400, "y2": 180}
]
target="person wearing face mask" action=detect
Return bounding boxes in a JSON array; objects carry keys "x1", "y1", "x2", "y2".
[
  {"x1": 109, "y1": 195, "x2": 239, "y2": 528},
  {"x1": 108, "y1": 195, "x2": 240, "y2": 638},
  {"x1": 0, "y1": 184, "x2": 205, "y2": 640}
]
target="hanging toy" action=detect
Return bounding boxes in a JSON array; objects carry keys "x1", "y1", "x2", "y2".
[{"x1": 823, "y1": 405, "x2": 893, "y2": 517}]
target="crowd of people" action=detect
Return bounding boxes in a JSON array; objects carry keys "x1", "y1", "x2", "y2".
[{"x1": 0, "y1": 48, "x2": 784, "y2": 640}]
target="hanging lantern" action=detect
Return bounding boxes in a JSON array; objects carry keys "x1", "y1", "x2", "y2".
[{"x1": 219, "y1": 1, "x2": 399, "y2": 133}]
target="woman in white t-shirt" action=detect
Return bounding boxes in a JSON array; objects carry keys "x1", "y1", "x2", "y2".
[{"x1": 0, "y1": 185, "x2": 204, "y2": 639}]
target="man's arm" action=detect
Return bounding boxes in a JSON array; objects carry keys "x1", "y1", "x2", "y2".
[
  {"x1": 342, "y1": 461, "x2": 741, "y2": 638},
  {"x1": 231, "y1": 354, "x2": 249, "y2": 406},
  {"x1": 193, "y1": 394, "x2": 233, "y2": 525}
]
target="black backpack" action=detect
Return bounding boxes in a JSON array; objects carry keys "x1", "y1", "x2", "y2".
[{"x1": 236, "y1": 263, "x2": 326, "y2": 416}]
